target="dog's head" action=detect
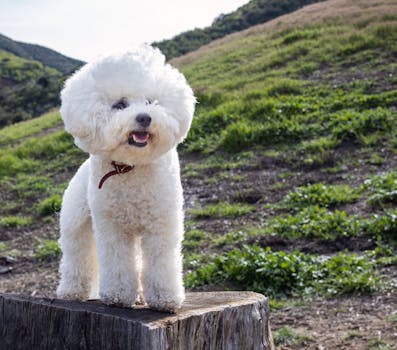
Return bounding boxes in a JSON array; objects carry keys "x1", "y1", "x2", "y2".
[{"x1": 60, "y1": 46, "x2": 195, "y2": 164}]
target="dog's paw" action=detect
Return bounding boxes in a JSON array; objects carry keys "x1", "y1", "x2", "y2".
[
  {"x1": 100, "y1": 292, "x2": 135, "y2": 308},
  {"x1": 145, "y1": 292, "x2": 185, "y2": 313},
  {"x1": 57, "y1": 287, "x2": 89, "y2": 301}
]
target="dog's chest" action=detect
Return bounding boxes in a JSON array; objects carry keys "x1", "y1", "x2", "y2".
[{"x1": 89, "y1": 163, "x2": 182, "y2": 230}]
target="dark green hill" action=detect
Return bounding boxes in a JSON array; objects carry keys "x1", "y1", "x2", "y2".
[
  {"x1": 0, "y1": 33, "x2": 83, "y2": 74},
  {"x1": 0, "y1": 50, "x2": 63, "y2": 126},
  {"x1": 153, "y1": 0, "x2": 324, "y2": 60}
]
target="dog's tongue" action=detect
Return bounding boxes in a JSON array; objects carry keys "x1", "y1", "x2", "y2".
[{"x1": 132, "y1": 132, "x2": 149, "y2": 143}]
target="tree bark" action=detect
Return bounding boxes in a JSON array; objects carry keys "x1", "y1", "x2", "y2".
[{"x1": 0, "y1": 291, "x2": 274, "y2": 350}]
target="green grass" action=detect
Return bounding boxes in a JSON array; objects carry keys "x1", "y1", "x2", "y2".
[
  {"x1": 387, "y1": 314, "x2": 397, "y2": 323},
  {"x1": 190, "y1": 201, "x2": 255, "y2": 218},
  {"x1": 364, "y1": 171, "x2": 397, "y2": 206},
  {"x1": 37, "y1": 194, "x2": 62, "y2": 216},
  {"x1": 259, "y1": 206, "x2": 362, "y2": 240},
  {"x1": 0, "y1": 215, "x2": 33, "y2": 228},
  {"x1": 0, "y1": 130, "x2": 80, "y2": 178},
  {"x1": 368, "y1": 339, "x2": 394, "y2": 350},
  {"x1": 35, "y1": 239, "x2": 61, "y2": 261},
  {"x1": 0, "y1": 50, "x2": 63, "y2": 126},
  {"x1": 185, "y1": 245, "x2": 380, "y2": 298},
  {"x1": 283, "y1": 183, "x2": 360, "y2": 210},
  {"x1": 183, "y1": 229, "x2": 210, "y2": 252},
  {"x1": 0, "y1": 112, "x2": 85, "y2": 222},
  {"x1": 0, "y1": 111, "x2": 62, "y2": 146},
  {"x1": 273, "y1": 326, "x2": 310, "y2": 347},
  {"x1": 178, "y1": 16, "x2": 397, "y2": 154}
]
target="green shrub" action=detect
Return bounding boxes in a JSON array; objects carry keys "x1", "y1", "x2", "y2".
[
  {"x1": 266, "y1": 206, "x2": 362, "y2": 240},
  {"x1": 316, "y1": 252, "x2": 379, "y2": 296},
  {"x1": 331, "y1": 108, "x2": 393, "y2": 143},
  {"x1": 37, "y1": 194, "x2": 62, "y2": 216},
  {"x1": 219, "y1": 121, "x2": 256, "y2": 153},
  {"x1": 188, "y1": 101, "x2": 241, "y2": 141},
  {"x1": 185, "y1": 245, "x2": 380, "y2": 298},
  {"x1": 35, "y1": 239, "x2": 61, "y2": 261},
  {"x1": 367, "y1": 211, "x2": 397, "y2": 240},
  {"x1": 283, "y1": 183, "x2": 359, "y2": 209},
  {"x1": 364, "y1": 172, "x2": 397, "y2": 206}
]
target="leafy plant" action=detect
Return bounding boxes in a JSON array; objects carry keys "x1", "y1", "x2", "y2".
[
  {"x1": 283, "y1": 183, "x2": 360, "y2": 209},
  {"x1": 35, "y1": 239, "x2": 61, "y2": 261},
  {"x1": 364, "y1": 171, "x2": 397, "y2": 206},
  {"x1": 37, "y1": 194, "x2": 62, "y2": 216},
  {"x1": 273, "y1": 326, "x2": 310, "y2": 347},
  {"x1": 0, "y1": 215, "x2": 33, "y2": 228},
  {"x1": 367, "y1": 210, "x2": 397, "y2": 240},
  {"x1": 266, "y1": 206, "x2": 363, "y2": 240},
  {"x1": 185, "y1": 245, "x2": 380, "y2": 298}
]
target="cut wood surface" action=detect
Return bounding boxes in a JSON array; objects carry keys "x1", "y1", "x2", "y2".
[{"x1": 0, "y1": 291, "x2": 274, "y2": 350}]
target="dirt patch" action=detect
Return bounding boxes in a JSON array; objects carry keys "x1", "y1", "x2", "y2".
[{"x1": 272, "y1": 290, "x2": 397, "y2": 350}]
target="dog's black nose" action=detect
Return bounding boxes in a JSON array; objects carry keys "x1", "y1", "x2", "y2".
[{"x1": 136, "y1": 113, "x2": 151, "y2": 127}]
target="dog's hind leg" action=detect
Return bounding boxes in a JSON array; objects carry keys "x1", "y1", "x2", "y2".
[{"x1": 57, "y1": 160, "x2": 98, "y2": 300}]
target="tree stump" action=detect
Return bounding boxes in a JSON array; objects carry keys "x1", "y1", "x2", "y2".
[{"x1": 0, "y1": 291, "x2": 274, "y2": 350}]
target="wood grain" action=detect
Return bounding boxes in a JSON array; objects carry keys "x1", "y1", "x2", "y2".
[{"x1": 0, "y1": 291, "x2": 274, "y2": 350}]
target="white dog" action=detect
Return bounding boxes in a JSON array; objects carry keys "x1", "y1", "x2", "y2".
[{"x1": 56, "y1": 46, "x2": 195, "y2": 312}]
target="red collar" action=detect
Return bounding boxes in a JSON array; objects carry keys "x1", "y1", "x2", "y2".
[{"x1": 98, "y1": 161, "x2": 134, "y2": 189}]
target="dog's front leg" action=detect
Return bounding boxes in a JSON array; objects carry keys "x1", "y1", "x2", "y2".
[
  {"x1": 141, "y1": 231, "x2": 185, "y2": 312},
  {"x1": 93, "y1": 219, "x2": 139, "y2": 307}
]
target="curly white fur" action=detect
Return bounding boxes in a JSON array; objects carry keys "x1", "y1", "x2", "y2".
[{"x1": 56, "y1": 46, "x2": 195, "y2": 312}]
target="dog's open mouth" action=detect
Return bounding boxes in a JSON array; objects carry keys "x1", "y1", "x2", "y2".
[{"x1": 128, "y1": 131, "x2": 150, "y2": 147}]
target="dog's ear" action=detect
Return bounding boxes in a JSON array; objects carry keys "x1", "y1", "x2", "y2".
[
  {"x1": 176, "y1": 91, "x2": 196, "y2": 144},
  {"x1": 171, "y1": 76, "x2": 196, "y2": 144},
  {"x1": 60, "y1": 68, "x2": 104, "y2": 153}
]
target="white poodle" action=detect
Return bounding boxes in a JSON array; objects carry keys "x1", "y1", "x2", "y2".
[{"x1": 56, "y1": 46, "x2": 195, "y2": 312}]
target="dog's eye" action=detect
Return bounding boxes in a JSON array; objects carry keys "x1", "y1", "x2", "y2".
[
  {"x1": 145, "y1": 99, "x2": 158, "y2": 105},
  {"x1": 112, "y1": 99, "x2": 129, "y2": 110}
]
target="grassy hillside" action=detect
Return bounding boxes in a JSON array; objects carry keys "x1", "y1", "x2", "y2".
[
  {"x1": 1, "y1": 1, "x2": 397, "y2": 348},
  {"x1": 0, "y1": 50, "x2": 64, "y2": 127},
  {"x1": 174, "y1": 0, "x2": 397, "y2": 291},
  {"x1": 175, "y1": 0, "x2": 397, "y2": 155},
  {"x1": 153, "y1": 0, "x2": 323, "y2": 60},
  {"x1": 0, "y1": 33, "x2": 83, "y2": 74}
]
